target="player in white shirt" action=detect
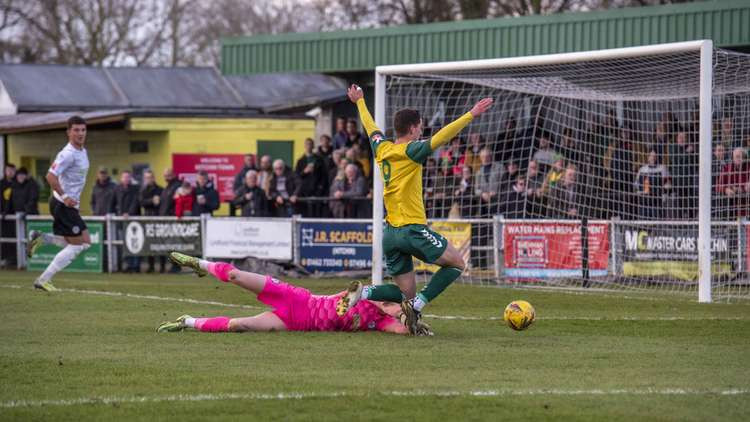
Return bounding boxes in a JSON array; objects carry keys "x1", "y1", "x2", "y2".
[{"x1": 27, "y1": 116, "x2": 91, "y2": 291}]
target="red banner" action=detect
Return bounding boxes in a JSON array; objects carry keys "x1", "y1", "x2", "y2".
[
  {"x1": 503, "y1": 222, "x2": 610, "y2": 278},
  {"x1": 172, "y1": 154, "x2": 249, "y2": 202}
]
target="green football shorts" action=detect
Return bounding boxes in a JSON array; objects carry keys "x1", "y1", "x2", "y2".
[{"x1": 383, "y1": 223, "x2": 448, "y2": 276}]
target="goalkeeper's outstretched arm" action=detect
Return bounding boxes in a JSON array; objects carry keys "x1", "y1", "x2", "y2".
[
  {"x1": 347, "y1": 84, "x2": 381, "y2": 137},
  {"x1": 429, "y1": 98, "x2": 494, "y2": 150}
]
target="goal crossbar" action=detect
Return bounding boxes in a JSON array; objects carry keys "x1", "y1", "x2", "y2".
[{"x1": 376, "y1": 40, "x2": 709, "y2": 75}]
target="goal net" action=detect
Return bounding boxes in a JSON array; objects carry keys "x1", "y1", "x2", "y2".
[{"x1": 373, "y1": 41, "x2": 750, "y2": 302}]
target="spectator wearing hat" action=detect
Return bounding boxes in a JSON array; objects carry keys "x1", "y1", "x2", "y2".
[
  {"x1": 231, "y1": 154, "x2": 256, "y2": 216},
  {"x1": 11, "y1": 167, "x2": 39, "y2": 215}
]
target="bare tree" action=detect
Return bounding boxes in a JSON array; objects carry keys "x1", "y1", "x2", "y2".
[
  {"x1": 0, "y1": 0, "x2": 701, "y2": 67},
  {"x1": 0, "y1": 0, "x2": 170, "y2": 65}
]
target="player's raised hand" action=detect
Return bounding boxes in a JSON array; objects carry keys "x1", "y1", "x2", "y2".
[
  {"x1": 347, "y1": 84, "x2": 364, "y2": 103},
  {"x1": 470, "y1": 98, "x2": 494, "y2": 117}
]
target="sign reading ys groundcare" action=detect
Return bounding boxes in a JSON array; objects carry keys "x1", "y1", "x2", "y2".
[
  {"x1": 503, "y1": 221, "x2": 609, "y2": 278},
  {"x1": 27, "y1": 221, "x2": 103, "y2": 273},
  {"x1": 122, "y1": 220, "x2": 201, "y2": 256},
  {"x1": 299, "y1": 222, "x2": 372, "y2": 272},
  {"x1": 204, "y1": 219, "x2": 292, "y2": 260}
]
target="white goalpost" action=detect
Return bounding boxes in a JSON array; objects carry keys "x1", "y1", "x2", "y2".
[{"x1": 371, "y1": 40, "x2": 750, "y2": 303}]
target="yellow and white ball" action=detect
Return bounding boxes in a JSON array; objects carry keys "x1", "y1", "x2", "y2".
[{"x1": 503, "y1": 300, "x2": 536, "y2": 331}]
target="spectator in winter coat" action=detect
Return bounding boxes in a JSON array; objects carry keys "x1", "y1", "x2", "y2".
[
  {"x1": 0, "y1": 163, "x2": 16, "y2": 265},
  {"x1": 317, "y1": 134, "x2": 334, "y2": 161},
  {"x1": 0, "y1": 163, "x2": 16, "y2": 215},
  {"x1": 474, "y1": 147, "x2": 503, "y2": 217},
  {"x1": 232, "y1": 170, "x2": 269, "y2": 217},
  {"x1": 139, "y1": 170, "x2": 165, "y2": 273},
  {"x1": 232, "y1": 154, "x2": 257, "y2": 195},
  {"x1": 330, "y1": 164, "x2": 366, "y2": 218},
  {"x1": 91, "y1": 167, "x2": 116, "y2": 216},
  {"x1": 452, "y1": 166, "x2": 475, "y2": 218},
  {"x1": 192, "y1": 171, "x2": 220, "y2": 216},
  {"x1": 439, "y1": 137, "x2": 464, "y2": 177},
  {"x1": 174, "y1": 182, "x2": 194, "y2": 218},
  {"x1": 10, "y1": 167, "x2": 39, "y2": 215},
  {"x1": 268, "y1": 159, "x2": 300, "y2": 217},
  {"x1": 332, "y1": 117, "x2": 349, "y2": 150},
  {"x1": 140, "y1": 170, "x2": 163, "y2": 217},
  {"x1": 548, "y1": 165, "x2": 583, "y2": 219},
  {"x1": 716, "y1": 147, "x2": 750, "y2": 219},
  {"x1": 115, "y1": 170, "x2": 141, "y2": 272},
  {"x1": 461, "y1": 133, "x2": 483, "y2": 174},
  {"x1": 532, "y1": 132, "x2": 562, "y2": 171},
  {"x1": 498, "y1": 173, "x2": 528, "y2": 219},
  {"x1": 328, "y1": 169, "x2": 347, "y2": 218},
  {"x1": 346, "y1": 118, "x2": 367, "y2": 151},
  {"x1": 634, "y1": 149, "x2": 671, "y2": 220},
  {"x1": 114, "y1": 170, "x2": 141, "y2": 217},
  {"x1": 525, "y1": 160, "x2": 546, "y2": 218},
  {"x1": 341, "y1": 163, "x2": 368, "y2": 218},
  {"x1": 295, "y1": 138, "x2": 326, "y2": 217},
  {"x1": 329, "y1": 149, "x2": 345, "y2": 185},
  {"x1": 257, "y1": 155, "x2": 273, "y2": 197},
  {"x1": 231, "y1": 154, "x2": 256, "y2": 215},
  {"x1": 159, "y1": 168, "x2": 181, "y2": 217}
]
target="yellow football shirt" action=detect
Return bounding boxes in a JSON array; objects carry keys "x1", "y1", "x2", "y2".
[{"x1": 355, "y1": 99, "x2": 473, "y2": 227}]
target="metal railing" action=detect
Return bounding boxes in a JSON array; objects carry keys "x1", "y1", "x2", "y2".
[{"x1": 2, "y1": 213, "x2": 744, "y2": 285}]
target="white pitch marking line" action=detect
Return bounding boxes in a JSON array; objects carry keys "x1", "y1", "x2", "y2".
[
  {"x1": 2, "y1": 389, "x2": 748, "y2": 409},
  {"x1": 0, "y1": 284, "x2": 264, "y2": 311},
  {"x1": 2, "y1": 284, "x2": 748, "y2": 321}
]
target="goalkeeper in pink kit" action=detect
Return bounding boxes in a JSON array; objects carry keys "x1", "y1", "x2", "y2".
[{"x1": 157, "y1": 252, "x2": 429, "y2": 335}]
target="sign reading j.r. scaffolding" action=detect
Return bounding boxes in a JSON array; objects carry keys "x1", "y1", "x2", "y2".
[
  {"x1": 299, "y1": 222, "x2": 373, "y2": 272},
  {"x1": 122, "y1": 220, "x2": 202, "y2": 256}
]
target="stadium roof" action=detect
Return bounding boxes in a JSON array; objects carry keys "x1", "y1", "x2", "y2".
[
  {"x1": 221, "y1": 0, "x2": 750, "y2": 75},
  {"x1": 0, "y1": 64, "x2": 347, "y2": 115}
]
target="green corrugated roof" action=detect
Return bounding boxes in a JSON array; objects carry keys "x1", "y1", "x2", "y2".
[{"x1": 221, "y1": 0, "x2": 750, "y2": 75}]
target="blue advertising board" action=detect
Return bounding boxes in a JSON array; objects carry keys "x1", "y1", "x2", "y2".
[{"x1": 299, "y1": 222, "x2": 373, "y2": 272}]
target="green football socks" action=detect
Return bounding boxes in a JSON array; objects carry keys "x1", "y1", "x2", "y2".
[
  {"x1": 414, "y1": 267, "x2": 463, "y2": 311},
  {"x1": 361, "y1": 284, "x2": 404, "y2": 302}
]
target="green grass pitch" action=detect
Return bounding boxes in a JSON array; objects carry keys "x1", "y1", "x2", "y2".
[{"x1": 1, "y1": 271, "x2": 749, "y2": 421}]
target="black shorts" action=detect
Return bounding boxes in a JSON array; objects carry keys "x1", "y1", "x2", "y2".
[{"x1": 49, "y1": 197, "x2": 87, "y2": 237}]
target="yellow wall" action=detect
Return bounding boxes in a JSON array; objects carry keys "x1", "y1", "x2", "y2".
[
  {"x1": 7, "y1": 116, "x2": 315, "y2": 216},
  {"x1": 130, "y1": 117, "x2": 315, "y2": 215},
  {"x1": 8, "y1": 129, "x2": 167, "y2": 215},
  {"x1": 129, "y1": 117, "x2": 313, "y2": 157}
]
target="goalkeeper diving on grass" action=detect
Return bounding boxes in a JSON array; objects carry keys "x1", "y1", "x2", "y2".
[
  {"x1": 339, "y1": 84, "x2": 493, "y2": 334},
  {"x1": 157, "y1": 252, "x2": 430, "y2": 335}
]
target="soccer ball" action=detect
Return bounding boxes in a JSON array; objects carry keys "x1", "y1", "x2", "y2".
[{"x1": 503, "y1": 300, "x2": 535, "y2": 331}]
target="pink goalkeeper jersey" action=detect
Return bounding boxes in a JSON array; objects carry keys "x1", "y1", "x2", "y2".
[{"x1": 302, "y1": 293, "x2": 396, "y2": 332}]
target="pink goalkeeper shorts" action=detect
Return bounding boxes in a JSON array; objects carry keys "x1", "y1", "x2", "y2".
[{"x1": 256, "y1": 275, "x2": 311, "y2": 331}]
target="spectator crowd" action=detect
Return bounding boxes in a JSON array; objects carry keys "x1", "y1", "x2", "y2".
[{"x1": 422, "y1": 112, "x2": 748, "y2": 222}]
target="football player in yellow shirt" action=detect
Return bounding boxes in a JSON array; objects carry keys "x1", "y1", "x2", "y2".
[{"x1": 340, "y1": 84, "x2": 493, "y2": 334}]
